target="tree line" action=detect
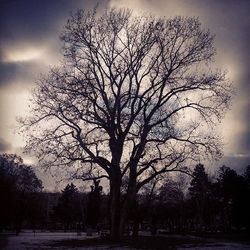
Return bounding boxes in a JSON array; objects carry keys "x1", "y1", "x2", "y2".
[{"x1": 1, "y1": 153, "x2": 249, "y2": 235}]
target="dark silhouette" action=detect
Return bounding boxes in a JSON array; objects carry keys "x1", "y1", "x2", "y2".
[
  {"x1": 0, "y1": 153, "x2": 43, "y2": 233},
  {"x1": 86, "y1": 180, "x2": 102, "y2": 229},
  {"x1": 188, "y1": 164, "x2": 211, "y2": 230},
  {"x1": 20, "y1": 8, "x2": 232, "y2": 239},
  {"x1": 244, "y1": 165, "x2": 250, "y2": 231},
  {"x1": 216, "y1": 166, "x2": 248, "y2": 231},
  {"x1": 52, "y1": 183, "x2": 84, "y2": 230},
  {"x1": 1, "y1": 152, "x2": 250, "y2": 242}
]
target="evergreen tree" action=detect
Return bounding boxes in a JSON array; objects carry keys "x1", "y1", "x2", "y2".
[
  {"x1": 189, "y1": 164, "x2": 210, "y2": 198},
  {"x1": 189, "y1": 164, "x2": 211, "y2": 229},
  {"x1": 217, "y1": 166, "x2": 248, "y2": 230},
  {"x1": 243, "y1": 165, "x2": 250, "y2": 231},
  {"x1": 244, "y1": 165, "x2": 250, "y2": 189},
  {"x1": 53, "y1": 183, "x2": 83, "y2": 230}
]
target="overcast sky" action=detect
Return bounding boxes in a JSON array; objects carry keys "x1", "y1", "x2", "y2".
[{"x1": 0, "y1": 0, "x2": 249, "y2": 189}]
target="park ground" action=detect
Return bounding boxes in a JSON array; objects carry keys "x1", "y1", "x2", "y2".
[{"x1": 1, "y1": 231, "x2": 250, "y2": 250}]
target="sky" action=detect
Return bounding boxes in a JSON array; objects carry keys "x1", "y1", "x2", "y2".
[{"x1": 0, "y1": 0, "x2": 249, "y2": 189}]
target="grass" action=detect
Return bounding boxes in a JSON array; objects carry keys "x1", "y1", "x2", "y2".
[
  {"x1": 0, "y1": 235, "x2": 8, "y2": 249},
  {"x1": 191, "y1": 231, "x2": 250, "y2": 244},
  {"x1": 49, "y1": 235, "x2": 209, "y2": 249}
]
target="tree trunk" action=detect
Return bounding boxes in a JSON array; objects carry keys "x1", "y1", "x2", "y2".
[
  {"x1": 110, "y1": 187, "x2": 135, "y2": 240},
  {"x1": 132, "y1": 217, "x2": 140, "y2": 237},
  {"x1": 110, "y1": 179, "x2": 121, "y2": 241},
  {"x1": 119, "y1": 173, "x2": 137, "y2": 238},
  {"x1": 109, "y1": 159, "x2": 137, "y2": 240},
  {"x1": 119, "y1": 198, "x2": 129, "y2": 237},
  {"x1": 109, "y1": 139, "x2": 124, "y2": 240}
]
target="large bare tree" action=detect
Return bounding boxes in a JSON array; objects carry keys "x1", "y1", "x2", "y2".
[{"x1": 21, "y1": 8, "x2": 232, "y2": 239}]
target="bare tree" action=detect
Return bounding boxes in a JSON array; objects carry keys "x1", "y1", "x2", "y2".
[{"x1": 20, "y1": 8, "x2": 232, "y2": 239}]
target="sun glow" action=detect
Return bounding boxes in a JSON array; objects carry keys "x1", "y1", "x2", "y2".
[
  {"x1": 4, "y1": 47, "x2": 45, "y2": 63},
  {"x1": 0, "y1": 89, "x2": 31, "y2": 148}
]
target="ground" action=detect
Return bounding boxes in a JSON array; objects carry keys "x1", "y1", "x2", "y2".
[{"x1": 1, "y1": 231, "x2": 250, "y2": 249}]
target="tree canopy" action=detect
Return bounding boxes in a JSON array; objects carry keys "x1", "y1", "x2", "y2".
[
  {"x1": 20, "y1": 8, "x2": 232, "y2": 239},
  {"x1": 0, "y1": 153, "x2": 43, "y2": 231}
]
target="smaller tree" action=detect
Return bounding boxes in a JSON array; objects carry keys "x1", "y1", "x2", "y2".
[
  {"x1": 188, "y1": 164, "x2": 211, "y2": 229},
  {"x1": 243, "y1": 165, "x2": 250, "y2": 189},
  {"x1": 217, "y1": 166, "x2": 248, "y2": 230},
  {"x1": 0, "y1": 154, "x2": 43, "y2": 232},
  {"x1": 243, "y1": 165, "x2": 250, "y2": 231},
  {"x1": 157, "y1": 176, "x2": 186, "y2": 232},
  {"x1": 132, "y1": 180, "x2": 158, "y2": 236},
  {"x1": 52, "y1": 183, "x2": 83, "y2": 230}
]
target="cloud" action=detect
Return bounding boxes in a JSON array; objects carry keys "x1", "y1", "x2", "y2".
[
  {"x1": 0, "y1": 0, "x2": 76, "y2": 44},
  {"x1": 0, "y1": 0, "x2": 249, "y2": 182},
  {"x1": 0, "y1": 61, "x2": 20, "y2": 86},
  {"x1": 0, "y1": 60, "x2": 45, "y2": 89},
  {"x1": 0, "y1": 137, "x2": 11, "y2": 152},
  {"x1": 220, "y1": 154, "x2": 250, "y2": 174},
  {"x1": 0, "y1": 0, "x2": 108, "y2": 45},
  {"x1": 0, "y1": 0, "x2": 109, "y2": 89},
  {"x1": 237, "y1": 99, "x2": 250, "y2": 154}
]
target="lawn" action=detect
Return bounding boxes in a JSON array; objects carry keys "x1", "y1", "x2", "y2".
[{"x1": 2, "y1": 231, "x2": 250, "y2": 249}]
